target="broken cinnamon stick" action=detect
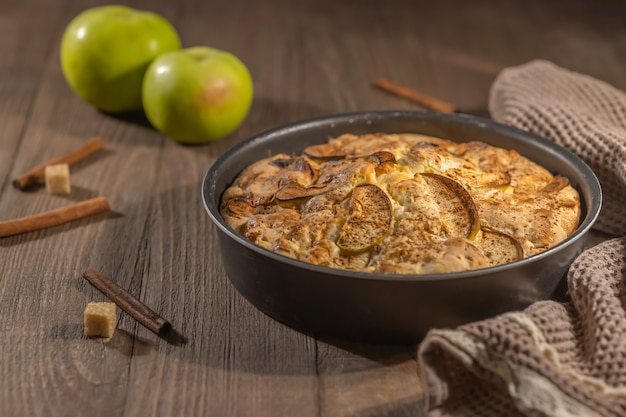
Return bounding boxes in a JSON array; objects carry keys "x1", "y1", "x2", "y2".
[
  {"x1": 83, "y1": 269, "x2": 186, "y2": 345},
  {"x1": 373, "y1": 77, "x2": 457, "y2": 114},
  {"x1": 0, "y1": 196, "x2": 110, "y2": 238},
  {"x1": 13, "y1": 136, "x2": 105, "y2": 190}
]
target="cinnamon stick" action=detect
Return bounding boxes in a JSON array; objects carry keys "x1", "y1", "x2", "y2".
[
  {"x1": 0, "y1": 196, "x2": 110, "y2": 238},
  {"x1": 373, "y1": 77, "x2": 457, "y2": 114},
  {"x1": 83, "y1": 269, "x2": 175, "y2": 339},
  {"x1": 13, "y1": 136, "x2": 105, "y2": 190}
]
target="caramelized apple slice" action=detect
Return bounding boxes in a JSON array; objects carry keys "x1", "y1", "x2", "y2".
[
  {"x1": 337, "y1": 184, "x2": 393, "y2": 253},
  {"x1": 367, "y1": 150, "x2": 396, "y2": 164},
  {"x1": 221, "y1": 197, "x2": 257, "y2": 231},
  {"x1": 368, "y1": 151, "x2": 397, "y2": 175},
  {"x1": 277, "y1": 151, "x2": 387, "y2": 207},
  {"x1": 275, "y1": 182, "x2": 331, "y2": 207},
  {"x1": 305, "y1": 133, "x2": 402, "y2": 161},
  {"x1": 304, "y1": 143, "x2": 348, "y2": 161},
  {"x1": 224, "y1": 197, "x2": 255, "y2": 216},
  {"x1": 270, "y1": 155, "x2": 315, "y2": 174},
  {"x1": 420, "y1": 172, "x2": 480, "y2": 239},
  {"x1": 541, "y1": 176, "x2": 570, "y2": 193},
  {"x1": 479, "y1": 227, "x2": 524, "y2": 266}
]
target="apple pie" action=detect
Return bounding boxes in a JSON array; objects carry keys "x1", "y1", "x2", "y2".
[{"x1": 220, "y1": 133, "x2": 581, "y2": 274}]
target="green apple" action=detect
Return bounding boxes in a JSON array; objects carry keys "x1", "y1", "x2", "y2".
[
  {"x1": 142, "y1": 46, "x2": 254, "y2": 144},
  {"x1": 60, "y1": 5, "x2": 181, "y2": 113}
]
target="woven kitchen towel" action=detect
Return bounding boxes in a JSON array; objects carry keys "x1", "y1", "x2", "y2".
[{"x1": 417, "y1": 60, "x2": 626, "y2": 417}]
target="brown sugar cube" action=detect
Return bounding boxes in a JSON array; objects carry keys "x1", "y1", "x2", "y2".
[
  {"x1": 44, "y1": 163, "x2": 70, "y2": 195},
  {"x1": 84, "y1": 302, "x2": 117, "y2": 338}
]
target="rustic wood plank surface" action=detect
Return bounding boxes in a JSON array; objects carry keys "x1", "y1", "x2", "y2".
[{"x1": 1, "y1": 0, "x2": 625, "y2": 416}]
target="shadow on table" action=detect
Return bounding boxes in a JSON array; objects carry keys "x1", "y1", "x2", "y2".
[
  {"x1": 98, "y1": 96, "x2": 336, "y2": 151},
  {"x1": 47, "y1": 323, "x2": 154, "y2": 357},
  {"x1": 101, "y1": 109, "x2": 154, "y2": 130}
]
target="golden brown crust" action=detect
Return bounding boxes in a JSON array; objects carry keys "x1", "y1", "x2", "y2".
[{"x1": 220, "y1": 133, "x2": 581, "y2": 274}]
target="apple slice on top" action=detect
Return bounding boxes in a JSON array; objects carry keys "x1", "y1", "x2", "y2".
[
  {"x1": 337, "y1": 184, "x2": 393, "y2": 253},
  {"x1": 420, "y1": 173, "x2": 480, "y2": 239},
  {"x1": 303, "y1": 133, "x2": 406, "y2": 161},
  {"x1": 478, "y1": 227, "x2": 524, "y2": 266},
  {"x1": 275, "y1": 151, "x2": 397, "y2": 208}
]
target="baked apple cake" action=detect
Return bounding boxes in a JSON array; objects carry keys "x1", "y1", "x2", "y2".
[{"x1": 220, "y1": 133, "x2": 581, "y2": 274}]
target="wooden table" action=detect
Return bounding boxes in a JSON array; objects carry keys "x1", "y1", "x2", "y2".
[{"x1": 2, "y1": 1, "x2": 625, "y2": 415}]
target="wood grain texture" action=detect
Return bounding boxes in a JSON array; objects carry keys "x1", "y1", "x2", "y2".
[{"x1": 1, "y1": 0, "x2": 625, "y2": 416}]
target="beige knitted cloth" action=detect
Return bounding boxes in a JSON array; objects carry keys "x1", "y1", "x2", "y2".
[{"x1": 417, "y1": 60, "x2": 626, "y2": 416}]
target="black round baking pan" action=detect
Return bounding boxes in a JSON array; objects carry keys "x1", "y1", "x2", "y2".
[{"x1": 202, "y1": 110, "x2": 602, "y2": 344}]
